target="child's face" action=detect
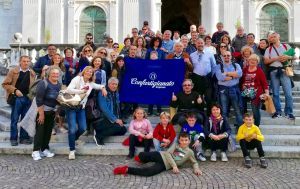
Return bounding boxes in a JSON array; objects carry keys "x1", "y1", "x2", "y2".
[
  {"x1": 160, "y1": 115, "x2": 169, "y2": 125},
  {"x1": 244, "y1": 116, "x2": 254, "y2": 126},
  {"x1": 211, "y1": 106, "x2": 221, "y2": 117},
  {"x1": 186, "y1": 117, "x2": 196, "y2": 127},
  {"x1": 135, "y1": 109, "x2": 144, "y2": 120},
  {"x1": 178, "y1": 137, "x2": 190, "y2": 148}
]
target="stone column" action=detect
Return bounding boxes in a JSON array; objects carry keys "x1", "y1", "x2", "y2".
[
  {"x1": 109, "y1": 0, "x2": 118, "y2": 42},
  {"x1": 201, "y1": 0, "x2": 219, "y2": 35},
  {"x1": 45, "y1": 0, "x2": 64, "y2": 43},
  {"x1": 121, "y1": 0, "x2": 139, "y2": 39},
  {"x1": 67, "y1": 0, "x2": 75, "y2": 43},
  {"x1": 22, "y1": 0, "x2": 42, "y2": 44},
  {"x1": 222, "y1": 0, "x2": 242, "y2": 37}
]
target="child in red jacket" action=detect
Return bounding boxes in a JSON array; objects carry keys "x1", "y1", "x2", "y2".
[{"x1": 153, "y1": 112, "x2": 176, "y2": 151}]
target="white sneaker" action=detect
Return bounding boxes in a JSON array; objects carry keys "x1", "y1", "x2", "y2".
[
  {"x1": 69, "y1": 150, "x2": 75, "y2": 160},
  {"x1": 32, "y1": 151, "x2": 42, "y2": 161},
  {"x1": 210, "y1": 151, "x2": 217, "y2": 162},
  {"x1": 197, "y1": 152, "x2": 206, "y2": 161},
  {"x1": 41, "y1": 149, "x2": 55, "y2": 158},
  {"x1": 221, "y1": 152, "x2": 228, "y2": 162},
  {"x1": 58, "y1": 127, "x2": 68, "y2": 134}
]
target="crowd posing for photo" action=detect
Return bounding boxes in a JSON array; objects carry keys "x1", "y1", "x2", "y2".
[{"x1": 2, "y1": 20, "x2": 297, "y2": 176}]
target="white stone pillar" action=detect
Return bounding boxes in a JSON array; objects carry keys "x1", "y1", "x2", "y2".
[
  {"x1": 222, "y1": 0, "x2": 242, "y2": 37},
  {"x1": 45, "y1": 0, "x2": 64, "y2": 43},
  {"x1": 67, "y1": 0, "x2": 75, "y2": 43},
  {"x1": 201, "y1": 0, "x2": 219, "y2": 35},
  {"x1": 22, "y1": 0, "x2": 42, "y2": 44},
  {"x1": 109, "y1": 0, "x2": 118, "y2": 42},
  {"x1": 121, "y1": 0, "x2": 139, "y2": 40}
]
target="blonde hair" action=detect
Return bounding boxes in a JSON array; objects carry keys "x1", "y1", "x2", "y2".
[
  {"x1": 241, "y1": 46, "x2": 254, "y2": 56},
  {"x1": 81, "y1": 66, "x2": 95, "y2": 82},
  {"x1": 133, "y1": 107, "x2": 147, "y2": 119},
  {"x1": 248, "y1": 54, "x2": 260, "y2": 63},
  {"x1": 160, "y1": 112, "x2": 170, "y2": 119}
]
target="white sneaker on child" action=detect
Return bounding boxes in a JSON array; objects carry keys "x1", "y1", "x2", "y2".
[
  {"x1": 32, "y1": 151, "x2": 42, "y2": 161},
  {"x1": 69, "y1": 150, "x2": 75, "y2": 160},
  {"x1": 221, "y1": 152, "x2": 228, "y2": 162},
  {"x1": 41, "y1": 149, "x2": 55, "y2": 158},
  {"x1": 210, "y1": 151, "x2": 217, "y2": 162},
  {"x1": 197, "y1": 152, "x2": 206, "y2": 161}
]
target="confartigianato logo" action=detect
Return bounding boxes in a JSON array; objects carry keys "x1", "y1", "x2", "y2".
[{"x1": 131, "y1": 72, "x2": 175, "y2": 89}]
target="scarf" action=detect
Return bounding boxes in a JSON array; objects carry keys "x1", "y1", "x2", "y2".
[
  {"x1": 210, "y1": 115, "x2": 222, "y2": 134},
  {"x1": 65, "y1": 57, "x2": 74, "y2": 68}
]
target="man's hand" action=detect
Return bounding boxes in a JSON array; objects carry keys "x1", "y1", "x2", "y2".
[
  {"x1": 115, "y1": 119, "x2": 124, "y2": 126},
  {"x1": 192, "y1": 140, "x2": 200, "y2": 149},
  {"x1": 172, "y1": 166, "x2": 180, "y2": 174},
  {"x1": 37, "y1": 112, "x2": 45, "y2": 125},
  {"x1": 101, "y1": 88, "x2": 107, "y2": 97},
  {"x1": 197, "y1": 95, "x2": 202, "y2": 104},
  {"x1": 15, "y1": 90, "x2": 23, "y2": 97},
  {"x1": 172, "y1": 92, "x2": 177, "y2": 101},
  {"x1": 278, "y1": 55, "x2": 290, "y2": 63}
]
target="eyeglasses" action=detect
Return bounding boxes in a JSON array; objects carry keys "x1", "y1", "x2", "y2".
[
  {"x1": 100, "y1": 51, "x2": 107, "y2": 55},
  {"x1": 108, "y1": 41, "x2": 113, "y2": 43},
  {"x1": 84, "y1": 50, "x2": 92, "y2": 52},
  {"x1": 220, "y1": 45, "x2": 227, "y2": 48},
  {"x1": 223, "y1": 55, "x2": 231, "y2": 57},
  {"x1": 113, "y1": 46, "x2": 119, "y2": 48},
  {"x1": 183, "y1": 84, "x2": 192, "y2": 87},
  {"x1": 86, "y1": 37, "x2": 93, "y2": 40}
]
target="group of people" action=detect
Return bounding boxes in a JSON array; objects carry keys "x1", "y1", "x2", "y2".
[{"x1": 2, "y1": 20, "x2": 296, "y2": 176}]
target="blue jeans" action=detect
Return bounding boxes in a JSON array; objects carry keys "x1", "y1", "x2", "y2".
[
  {"x1": 10, "y1": 96, "x2": 31, "y2": 141},
  {"x1": 219, "y1": 85, "x2": 243, "y2": 127},
  {"x1": 251, "y1": 101, "x2": 261, "y2": 127},
  {"x1": 270, "y1": 69, "x2": 293, "y2": 115},
  {"x1": 66, "y1": 109, "x2": 87, "y2": 151},
  {"x1": 153, "y1": 137, "x2": 177, "y2": 152}
]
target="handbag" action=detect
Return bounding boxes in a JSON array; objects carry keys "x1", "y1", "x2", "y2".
[
  {"x1": 285, "y1": 66, "x2": 294, "y2": 77},
  {"x1": 7, "y1": 93, "x2": 16, "y2": 105},
  {"x1": 241, "y1": 87, "x2": 257, "y2": 99},
  {"x1": 57, "y1": 90, "x2": 86, "y2": 109}
]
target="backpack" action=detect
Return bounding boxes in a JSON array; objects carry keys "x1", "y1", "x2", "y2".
[
  {"x1": 27, "y1": 79, "x2": 48, "y2": 101},
  {"x1": 220, "y1": 62, "x2": 237, "y2": 73}
]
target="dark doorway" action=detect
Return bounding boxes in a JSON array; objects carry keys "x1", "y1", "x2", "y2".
[{"x1": 161, "y1": 0, "x2": 201, "y2": 35}]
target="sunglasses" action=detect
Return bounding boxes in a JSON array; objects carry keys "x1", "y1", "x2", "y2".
[
  {"x1": 100, "y1": 51, "x2": 107, "y2": 55},
  {"x1": 223, "y1": 55, "x2": 231, "y2": 57},
  {"x1": 113, "y1": 46, "x2": 119, "y2": 48},
  {"x1": 220, "y1": 45, "x2": 227, "y2": 48},
  {"x1": 84, "y1": 50, "x2": 92, "y2": 52},
  {"x1": 108, "y1": 41, "x2": 113, "y2": 43},
  {"x1": 142, "y1": 28, "x2": 147, "y2": 30},
  {"x1": 86, "y1": 37, "x2": 93, "y2": 40}
]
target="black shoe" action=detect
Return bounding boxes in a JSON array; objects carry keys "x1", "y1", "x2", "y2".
[
  {"x1": 10, "y1": 140, "x2": 18, "y2": 146},
  {"x1": 244, "y1": 156, "x2": 252, "y2": 168},
  {"x1": 93, "y1": 135, "x2": 104, "y2": 146},
  {"x1": 260, "y1": 157, "x2": 268, "y2": 168},
  {"x1": 286, "y1": 114, "x2": 295, "y2": 121},
  {"x1": 20, "y1": 139, "x2": 32, "y2": 145},
  {"x1": 272, "y1": 112, "x2": 282, "y2": 119}
]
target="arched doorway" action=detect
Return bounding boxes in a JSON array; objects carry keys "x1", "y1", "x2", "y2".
[
  {"x1": 79, "y1": 6, "x2": 106, "y2": 43},
  {"x1": 259, "y1": 3, "x2": 289, "y2": 42},
  {"x1": 161, "y1": 0, "x2": 201, "y2": 35}
]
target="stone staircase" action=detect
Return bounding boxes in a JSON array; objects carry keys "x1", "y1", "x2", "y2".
[{"x1": 0, "y1": 81, "x2": 300, "y2": 158}]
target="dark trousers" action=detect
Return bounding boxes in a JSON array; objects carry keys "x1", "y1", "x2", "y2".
[
  {"x1": 33, "y1": 111, "x2": 55, "y2": 151},
  {"x1": 128, "y1": 151, "x2": 166, "y2": 177},
  {"x1": 147, "y1": 105, "x2": 162, "y2": 114},
  {"x1": 208, "y1": 138, "x2": 228, "y2": 152},
  {"x1": 239, "y1": 139, "x2": 265, "y2": 157},
  {"x1": 129, "y1": 134, "x2": 152, "y2": 157},
  {"x1": 191, "y1": 73, "x2": 213, "y2": 114},
  {"x1": 93, "y1": 118, "x2": 127, "y2": 140}
]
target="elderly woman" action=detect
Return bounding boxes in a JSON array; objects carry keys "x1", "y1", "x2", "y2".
[
  {"x1": 134, "y1": 36, "x2": 147, "y2": 59},
  {"x1": 240, "y1": 46, "x2": 254, "y2": 69},
  {"x1": 241, "y1": 54, "x2": 269, "y2": 126},
  {"x1": 66, "y1": 66, "x2": 107, "y2": 160},
  {"x1": 204, "y1": 104, "x2": 231, "y2": 162},
  {"x1": 32, "y1": 66, "x2": 61, "y2": 160},
  {"x1": 166, "y1": 42, "x2": 193, "y2": 79},
  {"x1": 180, "y1": 34, "x2": 189, "y2": 52}
]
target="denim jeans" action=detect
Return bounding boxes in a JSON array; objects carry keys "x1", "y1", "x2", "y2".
[
  {"x1": 270, "y1": 69, "x2": 293, "y2": 115},
  {"x1": 250, "y1": 101, "x2": 261, "y2": 127},
  {"x1": 66, "y1": 109, "x2": 87, "y2": 151},
  {"x1": 153, "y1": 137, "x2": 177, "y2": 152},
  {"x1": 10, "y1": 96, "x2": 31, "y2": 141},
  {"x1": 219, "y1": 85, "x2": 243, "y2": 127}
]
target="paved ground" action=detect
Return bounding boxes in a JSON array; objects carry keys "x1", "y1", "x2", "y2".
[{"x1": 0, "y1": 155, "x2": 299, "y2": 189}]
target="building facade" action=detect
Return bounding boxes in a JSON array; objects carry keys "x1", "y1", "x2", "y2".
[{"x1": 0, "y1": 0, "x2": 299, "y2": 48}]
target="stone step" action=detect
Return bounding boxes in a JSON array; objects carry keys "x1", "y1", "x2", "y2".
[
  {"x1": 0, "y1": 131, "x2": 299, "y2": 146},
  {"x1": 0, "y1": 142, "x2": 299, "y2": 158},
  {"x1": 231, "y1": 125, "x2": 300, "y2": 135},
  {"x1": 280, "y1": 96, "x2": 300, "y2": 102}
]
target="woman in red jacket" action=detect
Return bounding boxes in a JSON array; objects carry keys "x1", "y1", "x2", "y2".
[
  {"x1": 153, "y1": 112, "x2": 176, "y2": 151},
  {"x1": 241, "y1": 54, "x2": 269, "y2": 126}
]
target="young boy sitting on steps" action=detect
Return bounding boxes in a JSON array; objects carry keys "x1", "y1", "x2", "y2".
[{"x1": 236, "y1": 113, "x2": 268, "y2": 168}]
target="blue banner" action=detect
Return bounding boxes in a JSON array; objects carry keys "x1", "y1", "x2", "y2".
[{"x1": 119, "y1": 58, "x2": 185, "y2": 105}]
